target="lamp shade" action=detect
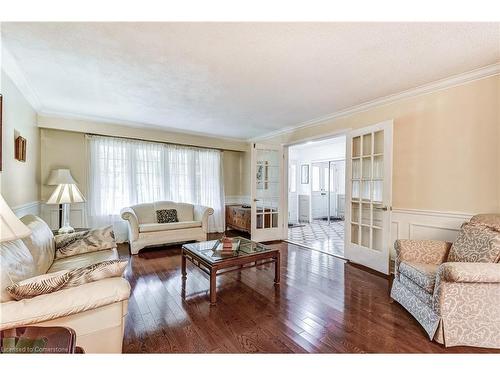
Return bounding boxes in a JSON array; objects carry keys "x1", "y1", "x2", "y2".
[
  {"x1": 47, "y1": 184, "x2": 86, "y2": 204},
  {"x1": 46, "y1": 169, "x2": 77, "y2": 185},
  {"x1": 0, "y1": 194, "x2": 32, "y2": 242}
]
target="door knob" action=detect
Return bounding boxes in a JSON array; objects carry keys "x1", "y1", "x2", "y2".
[{"x1": 374, "y1": 205, "x2": 390, "y2": 211}]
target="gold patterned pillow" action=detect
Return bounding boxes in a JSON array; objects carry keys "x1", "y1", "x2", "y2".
[
  {"x1": 448, "y1": 223, "x2": 500, "y2": 263},
  {"x1": 6, "y1": 260, "x2": 128, "y2": 300},
  {"x1": 55, "y1": 226, "x2": 116, "y2": 259},
  {"x1": 156, "y1": 209, "x2": 178, "y2": 223}
]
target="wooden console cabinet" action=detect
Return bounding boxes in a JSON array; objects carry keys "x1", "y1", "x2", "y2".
[{"x1": 225, "y1": 205, "x2": 251, "y2": 233}]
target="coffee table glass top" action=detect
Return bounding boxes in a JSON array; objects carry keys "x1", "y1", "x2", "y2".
[{"x1": 182, "y1": 237, "x2": 273, "y2": 264}]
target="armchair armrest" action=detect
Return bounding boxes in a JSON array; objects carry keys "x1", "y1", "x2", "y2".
[
  {"x1": 193, "y1": 205, "x2": 214, "y2": 233},
  {"x1": 0, "y1": 277, "x2": 130, "y2": 330},
  {"x1": 395, "y1": 239, "x2": 452, "y2": 265},
  {"x1": 438, "y1": 262, "x2": 500, "y2": 283},
  {"x1": 120, "y1": 207, "x2": 139, "y2": 241}
]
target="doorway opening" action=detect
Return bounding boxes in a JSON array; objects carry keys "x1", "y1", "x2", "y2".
[{"x1": 287, "y1": 135, "x2": 346, "y2": 258}]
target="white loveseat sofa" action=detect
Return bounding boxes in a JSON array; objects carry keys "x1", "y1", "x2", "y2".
[
  {"x1": 120, "y1": 201, "x2": 214, "y2": 255},
  {"x1": 0, "y1": 215, "x2": 130, "y2": 353}
]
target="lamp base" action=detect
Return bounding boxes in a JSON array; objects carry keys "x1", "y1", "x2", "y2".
[{"x1": 58, "y1": 225, "x2": 75, "y2": 234}]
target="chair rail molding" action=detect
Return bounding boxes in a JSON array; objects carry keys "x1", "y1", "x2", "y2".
[
  {"x1": 225, "y1": 195, "x2": 251, "y2": 205},
  {"x1": 390, "y1": 208, "x2": 473, "y2": 258},
  {"x1": 12, "y1": 201, "x2": 41, "y2": 218}
]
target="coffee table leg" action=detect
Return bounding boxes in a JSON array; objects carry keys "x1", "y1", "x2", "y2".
[
  {"x1": 210, "y1": 270, "x2": 217, "y2": 305},
  {"x1": 274, "y1": 253, "x2": 280, "y2": 284},
  {"x1": 181, "y1": 251, "x2": 187, "y2": 279}
]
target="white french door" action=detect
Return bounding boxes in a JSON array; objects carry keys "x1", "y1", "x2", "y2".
[
  {"x1": 251, "y1": 143, "x2": 285, "y2": 242},
  {"x1": 344, "y1": 120, "x2": 393, "y2": 274}
]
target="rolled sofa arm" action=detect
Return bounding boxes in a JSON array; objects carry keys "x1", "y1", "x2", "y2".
[
  {"x1": 120, "y1": 207, "x2": 139, "y2": 241},
  {"x1": 437, "y1": 262, "x2": 500, "y2": 283},
  {"x1": 193, "y1": 205, "x2": 214, "y2": 233},
  {"x1": 0, "y1": 277, "x2": 130, "y2": 330}
]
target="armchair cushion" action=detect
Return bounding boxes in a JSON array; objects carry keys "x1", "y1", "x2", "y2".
[
  {"x1": 470, "y1": 213, "x2": 500, "y2": 231},
  {"x1": 7, "y1": 260, "x2": 128, "y2": 300},
  {"x1": 438, "y1": 262, "x2": 500, "y2": 283},
  {"x1": 447, "y1": 223, "x2": 500, "y2": 263},
  {"x1": 395, "y1": 239, "x2": 452, "y2": 265},
  {"x1": 55, "y1": 226, "x2": 116, "y2": 259},
  {"x1": 399, "y1": 261, "x2": 438, "y2": 293}
]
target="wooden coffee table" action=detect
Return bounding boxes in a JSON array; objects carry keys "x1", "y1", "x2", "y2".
[{"x1": 181, "y1": 237, "x2": 280, "y2": 305}]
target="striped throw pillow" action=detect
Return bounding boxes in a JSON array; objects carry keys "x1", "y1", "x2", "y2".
[{"x1": 6, "y1": 260, "x2": 128, "y2": 300}]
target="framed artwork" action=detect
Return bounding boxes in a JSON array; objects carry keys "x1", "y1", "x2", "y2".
[
  {"x1": 256, "y1": 161, "x2": 269, "y2": 190},
  {"x1": 301, "y1": 164, "x2": 309, "y2": 184},
  {"x1": 15, "y1": 136, "x2": 27, "y2": 162}
]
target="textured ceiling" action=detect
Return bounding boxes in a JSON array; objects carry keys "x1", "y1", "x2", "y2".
[{"x1": 2, "y1": 22, "x2": 499, "y2": 139}]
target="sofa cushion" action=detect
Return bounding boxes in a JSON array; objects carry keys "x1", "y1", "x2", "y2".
[
  {"x1": 0, "y1": 240, "x2": 38, "y2": 302},
  {"x1": 131, "y1": 203, "x2": 156, "y2": 224},
  {"x1": 470, "y1": 213, "x2": 500, "y2": 231},
  {"x1": 399, "y1": 261, "x2": 438, "y2": 293},
  {"x1": 20, "y1": 215, "x2": 55, "y2": 275},
  {"x1": 139, "y1": 221, "x2": 202, "y2": 233},
  {"x1": 55, "y1": 226, "x2": 116, "y2": 259},
  {"x1": 155, "y1": 202, "x2": 194, "y2": 222},
  {"x1": 7, "y1": 260, "x2": 128, "y2": 300},
  {"x1": 48, "y1": 248, "x2": 119, "y2": 273},
  {"x1": 448, "y1": 222, "x2": 500, "y2": 263},
  {"x1": 156, "y1": 209, "x2": 178, "y2": 223}
]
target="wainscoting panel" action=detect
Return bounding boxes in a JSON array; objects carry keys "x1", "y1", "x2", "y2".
[
  {"x1": 40, "y1": 203, "x2": 88, "y2": 230},
  {"x1": 390, "y1": 208, "x2": 473, "y2": 258},
  {"x1": 12, "y1": 201, "x2": 41, "y2": 218}
]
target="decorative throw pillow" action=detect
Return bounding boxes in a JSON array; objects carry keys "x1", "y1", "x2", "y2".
[
  {"x1": 6, "y1": 259, "x2": 128, "y2": 300},
  {"x1": 470, "y1": 213, "x2": 500, "y2": 231},
  {"x1": 448, "y1": 222, "x2": 500, "y2": 263},
  {"x1": 55, "y1": 226, "x2": 116, "y2": 259},
  {"x1": 156, "y1": 209, "x2": 178, "y2": 223}
]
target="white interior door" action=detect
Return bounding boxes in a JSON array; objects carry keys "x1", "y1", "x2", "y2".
[
  {"x1": 288, "y1": 161, "x2": 298, "y2": 224},
  {"x1": 344, "y1": 120, "x2": 393, "y2": 274},
  {"x1": 251, "y1": 143, "x2": 284, "y2": 242},
  {"x1": 311, "y1": 162, "x2": 329, "y2": 219}
]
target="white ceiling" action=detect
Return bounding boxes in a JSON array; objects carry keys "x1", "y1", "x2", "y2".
[{"x1": 2, "y1": 22, "x2": 499, "y2": 140}]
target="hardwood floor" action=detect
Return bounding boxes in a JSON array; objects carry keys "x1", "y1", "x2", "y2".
[{"x1": 119, "y1": 240, "x2": 497, "y2": 353}]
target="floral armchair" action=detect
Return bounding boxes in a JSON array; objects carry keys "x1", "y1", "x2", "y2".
[{"x1": 390, "y1": 214, "x2": 500, "y2": 349}]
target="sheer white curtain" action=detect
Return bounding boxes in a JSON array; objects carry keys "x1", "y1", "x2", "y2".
[{"x1": 87, "y1": 135, "x2": 225, "y2": 241}]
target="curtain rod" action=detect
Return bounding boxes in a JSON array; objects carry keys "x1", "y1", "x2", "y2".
[{"x1": 85, "y1": 132, "x2": 231, "y2": 152}]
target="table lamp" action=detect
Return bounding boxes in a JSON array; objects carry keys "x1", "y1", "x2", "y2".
[
  {"x1": 0, "y1": 193, "x2": 32, "y2": 242},
  {"x1": 46, "y1": 169, "x2": 86, "y2": 234}
]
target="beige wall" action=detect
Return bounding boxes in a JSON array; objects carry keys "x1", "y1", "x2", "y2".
[
  {"x1": 0, "y1": 71, "x2": 40, "y2": 208},
  {"x1": 263, "y1": 75, "x2": 500, "y2": 214},
  {"x1": 38, "y1": 115, "x2": 248, "y2": 152},
  {"x1": 40, "y1": 128, "x2": 247, "y2": 201}
]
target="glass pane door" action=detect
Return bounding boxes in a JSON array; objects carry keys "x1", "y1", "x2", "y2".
[
  {"x1": 345, "y1": 121, "x2": 393, "y2": 274},
  {"x1": 251, "y1": 144, "x2": 284, "y2": 242}
]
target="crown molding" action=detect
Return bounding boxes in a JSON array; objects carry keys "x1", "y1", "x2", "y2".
[
  {"x1": 249, "y1": 63, "x2": 500, "y2": 142},
  {"x1": 38, "y1": 109, "x2": 249, "y2": 145},
  {"x1": 1, "y1": 46, "x2": 42, "y2": 111}
]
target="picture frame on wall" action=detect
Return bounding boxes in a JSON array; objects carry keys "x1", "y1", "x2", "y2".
[{"x1": 301, "y1": 164, "x2": 309, "y2": 184}]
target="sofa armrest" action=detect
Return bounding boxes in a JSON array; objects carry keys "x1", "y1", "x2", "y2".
[
  {"x1": 437, "y1": 262, "x2": 500, "y2": 283},
  {"x1": 0, "y1": 277, "x2": 130, "y2": 330},
  {"x1": 193, "y1": 205, "x2": 214, "y2": 232},
  {"x1": 120, "y1": 207, "x2": 139, "y2": 241}
]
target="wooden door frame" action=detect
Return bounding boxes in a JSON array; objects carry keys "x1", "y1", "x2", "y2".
[{"x1": 281, "y1": 128, "x2": 350, "y2": 241}]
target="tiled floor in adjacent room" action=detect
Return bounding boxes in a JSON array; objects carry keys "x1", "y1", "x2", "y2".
[{"x1": 288, "y1": 219, "x2": 345, "y2": 258}]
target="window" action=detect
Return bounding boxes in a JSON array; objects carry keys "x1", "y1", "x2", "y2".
[
  {"x1": 289, "y1": 164, "x2": 296, "y2": 193},
  {"x1": 312, "y1": 166, "x2": 320, "y2": 191},
  {"x1": 88, "y1": 135, "x2": 224, "y2": 239}
]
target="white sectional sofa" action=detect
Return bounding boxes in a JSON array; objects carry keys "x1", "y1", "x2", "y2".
[
  {"x1": 0, "y1": 215, "x2": 130, "y2": 353},
  {"x1": 120, "y1": 201, "x2": 214, "y2": 255}
]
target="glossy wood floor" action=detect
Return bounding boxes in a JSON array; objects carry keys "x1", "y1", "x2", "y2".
[{"x1": 119, "y1": 240, "x2": 497, "y2": 353}]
